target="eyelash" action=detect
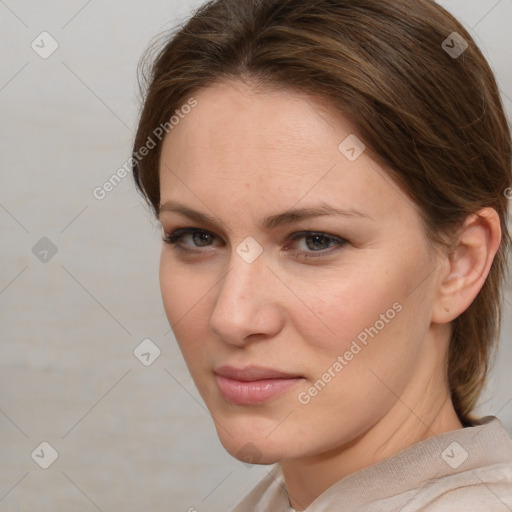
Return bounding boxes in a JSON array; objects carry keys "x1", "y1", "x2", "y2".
[{"x1": 161, "y1": 227, "x2": 348, "y2": 259}]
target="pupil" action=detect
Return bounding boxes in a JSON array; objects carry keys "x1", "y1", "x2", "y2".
[
  {"x1": 308, "y1": 235, "x2": 328, "y2": 250},
  {"x1": 194, "y1": 232, "x2": 211, "y2": 246}
]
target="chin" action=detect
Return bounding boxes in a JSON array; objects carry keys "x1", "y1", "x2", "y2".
[
  {"x1": 202, "y1": 386, "x2": 311, "y2": 462},
  {"x1": 216, "y1": 414, "x2": 317, "y2": 467},
  {"x1": 218, "y1": 433, "x2": 286, "y2": 465}
]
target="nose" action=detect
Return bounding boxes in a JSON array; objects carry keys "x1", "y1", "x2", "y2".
[{"x1": 209, "y1": 251, "x2": 284, "y2": 347}]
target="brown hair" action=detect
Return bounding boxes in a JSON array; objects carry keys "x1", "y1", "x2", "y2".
[{"x1": 132, "y1": 0, "x2": 511, "y2": 424}]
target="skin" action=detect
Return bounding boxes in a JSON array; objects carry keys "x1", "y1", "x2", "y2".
[{"x1": 157, "y1": 80, "x2": 501, "y2": 510}]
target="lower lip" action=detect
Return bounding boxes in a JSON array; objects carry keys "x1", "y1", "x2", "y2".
[{"x1": 215, "y1": 375, "x2": 303, "y2": 405}]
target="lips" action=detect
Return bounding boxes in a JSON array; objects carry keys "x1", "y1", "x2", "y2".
[{"x1": 214, "y1": 365, "x2": 304, "y2": 405}]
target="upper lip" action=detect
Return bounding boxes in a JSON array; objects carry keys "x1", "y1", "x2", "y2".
[{"x1": 214, "y1": 365, "x2": 301, "y2": 381}]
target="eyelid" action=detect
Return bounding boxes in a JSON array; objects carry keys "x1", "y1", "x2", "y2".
[
  {"x1": 287, "y1": 230, "x2": 344, "y2": 243},
  {"x1": 161, "y1": 227, "x2": 222, "y2": 249}
]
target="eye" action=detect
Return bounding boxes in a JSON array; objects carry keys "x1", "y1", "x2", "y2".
[
  {"x1": 161, "y1": 227, "x2": 219, "y2": 252},
  {"x1": 161, "y1": 227, "x2": 347, "y2": 259},
  {"x1": 285, "y1": 231, "x2": 347, "y2": 259}
]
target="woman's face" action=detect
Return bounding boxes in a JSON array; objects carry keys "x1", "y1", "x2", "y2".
[{"x1": 158, "y1": 80, "x2": 444, "y2": 463}]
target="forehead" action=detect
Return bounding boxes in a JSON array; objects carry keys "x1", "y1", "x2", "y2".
[
  {"x1": 163, "y1": 80, "x2": 342, "y2": 167},
  {"x1": 158, "y1": 80, "x2": 420, "y2": 223}
]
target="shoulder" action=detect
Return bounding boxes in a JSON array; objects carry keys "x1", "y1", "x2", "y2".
[
  {"x1": 404, "y1": 462, "x2": 512, "y2": 511},
  {"x1": 389, "y1": 416, "x2": 512, "y2": 511}
]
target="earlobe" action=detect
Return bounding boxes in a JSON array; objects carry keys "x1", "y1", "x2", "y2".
[{"x1": 432, "y1": 208, "x2": 502, "y2": 324}]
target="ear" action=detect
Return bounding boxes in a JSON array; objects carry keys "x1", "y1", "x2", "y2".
[{"x1": 431, "y1": 207, "x2": 502, "y2": 324}]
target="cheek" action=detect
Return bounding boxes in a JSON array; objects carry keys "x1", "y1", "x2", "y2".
[
  {"x1": 290, "y1": 293, "x2": 415, "y2": 444},
  {"x1": 292, "y1": 249, "x2": 430, "y2": 387},
  {"x1": 298, "y1": 261, "x2": 430, "y2": 402},
  {"x1": 159, "y1": 258, "x2": 209, "y2": 356},
  {"x1": 159, "y1": 255, "x2": 209, "y2": 320},
  {"x1": 292, "y1": 266, "x2": 405, "y2": 355}
]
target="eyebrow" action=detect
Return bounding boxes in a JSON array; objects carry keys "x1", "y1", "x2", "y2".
[{"x1": 158, "y1": 200, "x2": 371, "y2": 231}]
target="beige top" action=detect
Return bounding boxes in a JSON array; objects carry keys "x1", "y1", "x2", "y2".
[{"x1": 231, "y1": 416, "x2": 512, "y2": 511}]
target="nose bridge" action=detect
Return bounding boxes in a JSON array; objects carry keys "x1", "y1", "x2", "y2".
[
  {"x1": 209, "y1": 249, "x2": 279, "y2": 342},
  {"x1": 216, "y1": 252, "x2": 266, "y2": 314}
]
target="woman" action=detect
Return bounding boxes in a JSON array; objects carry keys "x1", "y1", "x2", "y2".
[{"x1": 131, "y1": 0, "x2": 512, "y2": 510}]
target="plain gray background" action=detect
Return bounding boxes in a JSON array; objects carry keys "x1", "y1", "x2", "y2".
[{"x1": 0, "y1": 1, "x2": 511, "y2": 510}]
